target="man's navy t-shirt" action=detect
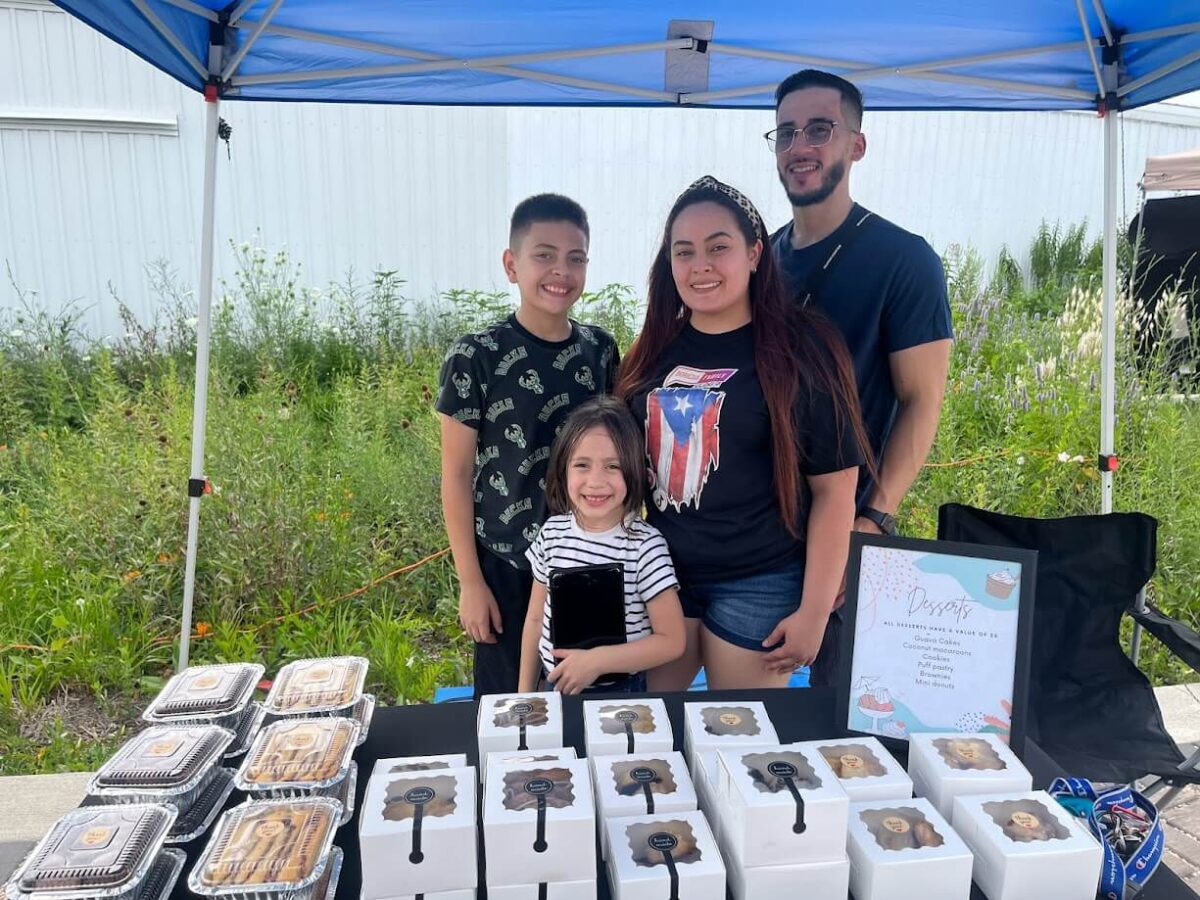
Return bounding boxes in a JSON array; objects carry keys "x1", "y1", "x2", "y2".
[{"x1": 771, "y1": 205, "x2": 952, "y2": 494}]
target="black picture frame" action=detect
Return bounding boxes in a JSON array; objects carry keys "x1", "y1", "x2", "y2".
[{"x1": 835, "y1": 532, "x2": 1037, "y2": 756}]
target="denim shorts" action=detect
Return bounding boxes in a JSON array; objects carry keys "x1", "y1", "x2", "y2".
[{"x1": 680, "y1": 561, "x2": 805, "y2": 652}]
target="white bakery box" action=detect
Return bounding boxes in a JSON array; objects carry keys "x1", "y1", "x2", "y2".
[
  {"x1": 361, "y1": 892, "x2": 475, "y2": 900},
  {"x1": 358, "y1": 764, "x2": 478, "y2": 900},
  {"x1": 682, "y1": 701, "x2": 778, "y2": 770},
  {"x1": 846, "y1": 797, "x2": 974, "y2": 900},
  {"x1": 591, "y1": 751, "x2": 697, "y2": 858},
  {"x1": 373, "y1": 753, "x2": 469, "y2": 774},
  {"x1": 793, "y1": 736, "x2": 912, "y2": 802},
  {"x1": 485, "y1": 747, "x2": 578, "y2": 795},
  {"x1": 583, "y1": 698, "x2": 673, "y2": 756},
  {"x1": 699, "y1": 747, "x2": 849, "y2": 900},
  {"x1": 691, "y1": 751, "x2": 726, "y2": 843},
  {"x1": 907, "y1": 732, "x2": 1033, "y2": 820},
  {"x1": 605, "y1": 810, "x2": 726, "y2": 900},
  {"x1": 483, "y1": 758, "x2": 597, "y2": 887},
  {"x1": 952, "y1": 791, "x2": 1104, "y2": 900},
  {"x1": 716, "y1": 744, "x2": 849, "y2": 867},
  {"x1": 478, "y1": 691, "x2": 564, "y2": 754},
  {"x1": 489, "y1": 880, "x2": 596, "y2": 899},
  {"x1": 725, "y1": 851, "x2": 849, "y2": 900}
]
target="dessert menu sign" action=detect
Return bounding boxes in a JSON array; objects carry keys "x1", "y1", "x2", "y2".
[{"x1": 838, "y1": 534, "x2": 1036, "y2": 750}]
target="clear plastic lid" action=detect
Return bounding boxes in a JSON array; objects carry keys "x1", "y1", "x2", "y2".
[
  {"x1": 224, "y1": 702, "x2": 266, "y2": 759},
  {"x1": 134, "y1": 848, "x2": 186, "y2": 900},
  {"x1": 10, "y1": 804, "x2": 176, "y2": 899},
  {"x1": 143, "y1": 664, "x2": 263, "y2": 722},
  {"x1": 187, "y1": 798, "x2": 341, "y2": 896},
  {"x1": 351, "y1": 693, "x2": 375, "y2": 744},
  {"x1": 167, "y1": 768, "x2": 236, "y2": 844},
  {"x1": 263, "y1": 657, "x2": 368, "y2": 715},
  {"x1": 235, "y1": 718, "x2": 359, "y2": 792},
  {"x1": 91, "y1": 725, "x2": 234, "y2": 795}
]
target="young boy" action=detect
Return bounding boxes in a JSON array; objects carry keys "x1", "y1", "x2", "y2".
[{"x1": 437, "y1": 194, "x2": 620, "y2": 698}]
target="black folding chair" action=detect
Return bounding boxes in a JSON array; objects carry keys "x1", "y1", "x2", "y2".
[{"x1": 937, "y1": 503, "x2": 1200, "y2": 802}]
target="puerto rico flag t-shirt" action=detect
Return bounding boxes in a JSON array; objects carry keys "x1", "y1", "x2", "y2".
[{"x1": 627, "y1": 322, "x2": 865, "y2": 585}]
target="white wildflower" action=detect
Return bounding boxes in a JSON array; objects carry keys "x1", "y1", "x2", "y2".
[
  {"x1": 1077, "y1": 331, "x2": 1102, "y2": 359},
  {"x1": 277, "y1": 407, "x2": 291, "y2": 420},
  {"x1": 1016, "y1": 455, "x2": 1026, "y2": 466},
  {"x1": 1057, "y1": 451, "x2": 1071, "y2": 463},
  {"x1": 75, "y1": 597, "x2": 86, "y2": 609},
  {"x1": 1071, "y1": 455, "x2": 1085, "y2": 463}
]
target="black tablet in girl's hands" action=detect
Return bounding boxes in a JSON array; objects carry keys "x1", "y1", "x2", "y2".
[{"x1": 548, "y1": 563, "x2": 627, "y2": 650}]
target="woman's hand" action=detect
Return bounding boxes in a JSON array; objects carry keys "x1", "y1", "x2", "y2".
[
  {"x1": 546, "y1": 648, "x2": 604, "y2": 694},
  {"x1": 761, "y1": 606, "x2": 830, "y2": 675}
]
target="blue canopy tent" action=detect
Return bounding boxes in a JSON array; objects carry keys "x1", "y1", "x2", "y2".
[{"x1": 48, "y1": 0, "x2": 1200, "y2": 668}]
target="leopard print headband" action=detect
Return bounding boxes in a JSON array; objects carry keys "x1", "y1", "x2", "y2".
[{"x1": 683, "y1": 175, "x2": 766, "y2": 240}]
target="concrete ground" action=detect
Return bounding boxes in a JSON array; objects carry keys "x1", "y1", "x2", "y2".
[
  {"x1": 1152, "y1": 683, "x2": 1200, "y2": 892},
  {"x1": 2, "y1": 687, "x2": 1200, "y2": 890}
]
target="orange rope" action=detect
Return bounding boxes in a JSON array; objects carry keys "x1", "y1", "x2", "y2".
[
  {"x1": 6, "y1": 547, "x2": 453, "y2": 654},
  {"x1": 147, "y1": 546, "x2": 452, "y2": 647},
  {"x1": 249, "y1": 546, "x2": 451, "y2": 634}
]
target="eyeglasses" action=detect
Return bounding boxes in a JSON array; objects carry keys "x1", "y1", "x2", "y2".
[{"x1": 763, "y1": 121, "x2": 848, "y2": 153}]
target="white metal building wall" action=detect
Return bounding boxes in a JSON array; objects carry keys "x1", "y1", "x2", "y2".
[{"x1": 3, "y1": 0, "x2": 1200, "y2": 338}]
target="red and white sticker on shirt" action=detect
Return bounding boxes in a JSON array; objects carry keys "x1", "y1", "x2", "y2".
[
  {"x1": 662, "y1": 365, "x2": 738, "y2": 389},
  {"x1": 645, "y1": 366, "x2": 737, "y2": 512}
]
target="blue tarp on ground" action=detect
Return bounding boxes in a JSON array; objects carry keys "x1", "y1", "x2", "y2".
[
  {"x1": 432, "y1": 667, "x2": 810, "y2": 702},
  {"x1": 49, "y1": 1, "x2": 1200, "y2": 111}
]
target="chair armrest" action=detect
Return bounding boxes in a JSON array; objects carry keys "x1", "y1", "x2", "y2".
[{"x1": 1130, "y1": 601, "x2": 1200, "y2": 673}]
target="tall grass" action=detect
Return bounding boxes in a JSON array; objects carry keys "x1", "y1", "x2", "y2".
[{"x1": 1, "y1": 226, "x2": 1197, "y2": 773}]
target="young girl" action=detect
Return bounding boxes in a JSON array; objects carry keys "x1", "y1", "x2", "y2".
[
  {"x1": 616, "y1": 175, "x2": 872, "y2": 691},
  {"x1": 518, "y1": 397, "x2": 685, "y2": 694}
]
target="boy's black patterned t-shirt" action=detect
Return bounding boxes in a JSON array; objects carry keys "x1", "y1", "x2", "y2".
[{"x1": 436, "y1": 314, "x2": 619, "y2": 569}]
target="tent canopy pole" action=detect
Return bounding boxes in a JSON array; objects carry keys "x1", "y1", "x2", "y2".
[
  {"x1": 130, "y1": 0, "x2": 207, "y2": 78},
  {"x1": 178, "y1": 52, "x2": 223, "y2": 670},
  {"x1": 1100, "y1": 60, "x2": 1119, "y2": 517},
  {"x1": 221, "y1": 0, "x2": 285, "y2": 81}
]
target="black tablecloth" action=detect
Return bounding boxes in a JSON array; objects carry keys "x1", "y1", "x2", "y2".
[{"x1": 167, "y1": 687, "x2": 1196, "y2": 899}]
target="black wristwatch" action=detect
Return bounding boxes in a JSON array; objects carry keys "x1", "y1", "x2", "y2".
[{"x1": 861, "y1": 506, "x2": 899, "y2": 536}]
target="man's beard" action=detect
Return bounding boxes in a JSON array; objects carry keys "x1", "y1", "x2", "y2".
[{"x1": 779, "y1": 159, "x2": 846, "y2": 208}]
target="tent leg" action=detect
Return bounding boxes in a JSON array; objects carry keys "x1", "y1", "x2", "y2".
[
  {"x1": 1100, "y1": 72, "x2": 1118, "y2": 517},
  {"x1": 178, "y1": 89, "x2": 221, "y2": 671}
]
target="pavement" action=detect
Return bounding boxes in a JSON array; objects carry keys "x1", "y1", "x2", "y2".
[
  {"x1": 1152, "y1": 683, "x2": 1200, "y2": 891},
  {"x1": 2, "y1": 686, "x2": 1200, "y2": 891}
]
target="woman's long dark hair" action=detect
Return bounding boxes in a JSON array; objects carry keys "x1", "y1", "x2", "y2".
[{"x1": 616, "y1": 181, "x2": 873, "y2": 537}]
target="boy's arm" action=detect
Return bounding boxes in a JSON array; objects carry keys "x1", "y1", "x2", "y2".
[
  {"x1": 518, "y1": 581, "x2": 548, "y2": 692},
  {"x1": 547, "y1": 589, "x2": 685, "y2": 694},
  {"x1": 440, "y1": 413, "x2": 501, "y2": 644}
]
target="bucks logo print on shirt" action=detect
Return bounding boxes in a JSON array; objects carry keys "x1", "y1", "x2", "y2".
[{"x1": 645, "y1": 366, "x2": 736, "y2": 512}]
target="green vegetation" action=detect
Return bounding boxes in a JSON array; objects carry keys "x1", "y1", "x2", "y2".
[{"x1": 1, "y1": 229, "x2": 1196, "y2": 774}]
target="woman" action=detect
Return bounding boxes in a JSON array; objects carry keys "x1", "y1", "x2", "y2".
[{"x1": 616, "y1": 175, "x2": 871, "y2": 689}]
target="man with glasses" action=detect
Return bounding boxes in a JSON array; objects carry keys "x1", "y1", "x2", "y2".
[{"x1": 767, "y1": 69, "x2": 954, "y2": 686}]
